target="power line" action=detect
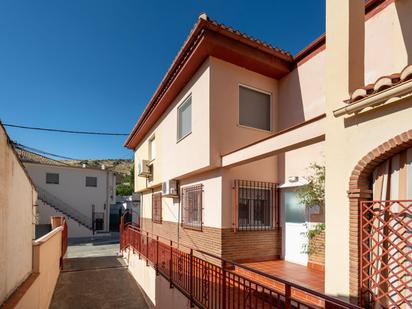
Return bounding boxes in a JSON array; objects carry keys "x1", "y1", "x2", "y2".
[
  {"x1": 3, "y1": 123, "x2": 129, "y2": 136},
  {"x1": 13, "y1": 142, "x2": 81, "y2": 161}
]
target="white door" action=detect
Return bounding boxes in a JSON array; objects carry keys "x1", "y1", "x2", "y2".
[{"x1": 281, "y1": 189, "x2": 308, "y2": 265}]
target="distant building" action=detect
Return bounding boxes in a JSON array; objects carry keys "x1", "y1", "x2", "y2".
[{"x1": 16, "y1": 148, "x2": 117, "y2": 238}]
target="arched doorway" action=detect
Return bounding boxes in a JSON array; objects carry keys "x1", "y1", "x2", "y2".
[{"x1": 348, "y1": 130, "x2": 412, "y2": 308}]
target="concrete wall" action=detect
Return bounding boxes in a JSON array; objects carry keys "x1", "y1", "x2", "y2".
[
  {"x1": 124, "y1": 248, "x2": 199, "y2": 309},
  {"x1": 0, "y1": 126, "x2": 36, "y2": 305},
  {"x1": 24, "y1": 163, "x2": 116, "y2": 234},
  {"x1": 4, "y1": 226, "x2": 63, "y2": 309}
]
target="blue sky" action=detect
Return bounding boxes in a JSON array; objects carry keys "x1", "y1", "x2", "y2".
[{"x1": 0, "y1": 0, "x2": 325, "y2": 160}]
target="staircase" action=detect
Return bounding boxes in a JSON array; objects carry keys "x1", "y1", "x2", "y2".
[{"x1": 37, "y1": 186, "x2": 93, "y2": 230}]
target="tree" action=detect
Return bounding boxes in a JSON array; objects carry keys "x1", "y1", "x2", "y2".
[
  {"x1": 297, "y1": 163, "x2": 325, "y2": 255},
  {"x1": 116, "y1": 165, "x2": 135, "y2": 196},
  {"x1": 297, "y1": 163, "x2": 325, "y2": 209}
]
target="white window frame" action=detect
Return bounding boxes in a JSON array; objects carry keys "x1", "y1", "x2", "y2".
[
  {"x1": 148, "y1": 135, "x2": 155, "y2": 162},
  {"x1": 177, "y1": 95, "x2": 192, "y2": 142},
  {"x1": 238, "y1": 84, "x2": 273, "y2": 132}
]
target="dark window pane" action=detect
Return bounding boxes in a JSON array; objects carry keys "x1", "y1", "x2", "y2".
[
  {"x1": 46, "y1": 173, "x2": 59, "y2": 184},
  {"x1": 239, "y1": 86, "x2": 271, "y2": 131},
  {"x1": 86, "y1": 176, "x2": 97, "y2": 187}
]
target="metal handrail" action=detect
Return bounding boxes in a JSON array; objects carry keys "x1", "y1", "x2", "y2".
[
  {"x1": 120, "y1": 222, "x2": 363, "y2": 309},
  {"x1": 37, "y1": 186, "x2": 92, "y2": 229}
]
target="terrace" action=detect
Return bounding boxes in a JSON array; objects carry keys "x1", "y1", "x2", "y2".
[{"x1": 120, "y1": 221, "x2": 358, "y2": 309}]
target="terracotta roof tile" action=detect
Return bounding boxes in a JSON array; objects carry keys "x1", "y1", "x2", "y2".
[
  {"x1": 15, "y1": 147, "x2": 72, "y2": 167},
  {"x1": 348, "y1": 64, "x2": 412, "y2": 104},
  {"x1": 205, "y1": 16, "x2": 292, "y2": 57}
]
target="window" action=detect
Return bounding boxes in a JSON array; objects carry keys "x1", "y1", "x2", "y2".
[
  {"x1": 239, "y1": 85, "x2": 271, "y2": 131},
  {"x1": 177, "y1": 96, "x2": 192, "y2": 141},
  {"x1": 46, "y1": 173, "x2": 59, "y2": 184},
  {"x1": 148, "y1": 135, "x2": 155, "y2": 161},
  {"x1": 181, "y1": 184, "x2": 202, "y2": 230},
  {"x1": 152, "y1": 192, "x2": 162, "y2": 223},
  {"x1": 86, "y1": 176, "x2": 97, "y2": 187},
  {"x1": 234, "y1": 180, "x2": 278, "y2": 230}
]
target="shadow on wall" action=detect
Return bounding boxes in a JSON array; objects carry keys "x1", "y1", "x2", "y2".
[
  {"x1": 396, "y1": 0, "x2": 412, "y2": 64},
  {"x1": 277, "y1": 65, "x2": 305, "y2": 184}
]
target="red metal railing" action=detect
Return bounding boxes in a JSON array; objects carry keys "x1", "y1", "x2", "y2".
[
  {"x1": 120, "y1": 218, "x2": 361, "y2": 309},
  {"x1": 360, "y1": 200, "x2": 411, "y2": 308}
]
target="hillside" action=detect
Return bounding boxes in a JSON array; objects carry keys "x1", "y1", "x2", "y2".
[{"x1": 63, "y1": 159, "x2": 133, "y2": 177}]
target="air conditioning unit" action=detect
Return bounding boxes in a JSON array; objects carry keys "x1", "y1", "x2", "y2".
[
  {"x1": 162, "y1": 180, "x2": 178, "y2": 197},
  {"x1": 137, "y1": 160, "x2": 151, "y2": 177}
]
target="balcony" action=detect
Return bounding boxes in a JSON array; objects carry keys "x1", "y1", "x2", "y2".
[{"x1": 120, "y1": 221, "x2": 360, "y2": 309}]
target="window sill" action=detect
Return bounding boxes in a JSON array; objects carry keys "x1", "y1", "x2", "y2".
[
  {"x1": 236, "y1": 226, "x2": 279, "y2": 232},
  {"x1": 237, "y1": 124, "x2": 273, "y2": 133},
  {"x1": 182, "y1": 224, "x2": 202, "y2": 232},
  {"x1": 176, "y1": 131, "x2": 192, "y2": 144}
]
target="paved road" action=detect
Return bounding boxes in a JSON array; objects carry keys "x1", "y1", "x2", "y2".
[{"x1": 50, "y1": 242, "x2": 148, "y2": 309}]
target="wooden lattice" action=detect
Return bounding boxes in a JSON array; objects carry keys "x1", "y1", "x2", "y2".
[{"x1": 360, "y1": 200, "x2": 412, "y2": 308}]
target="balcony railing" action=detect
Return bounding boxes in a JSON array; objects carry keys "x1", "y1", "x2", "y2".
[{"x1": 120, "y1": 219, "x2": 361, "y2": 309}]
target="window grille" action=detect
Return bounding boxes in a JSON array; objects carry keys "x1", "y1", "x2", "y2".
[
  {"x1": 233, "y1": 180, "x2": 278, "y2": 231},
  {"x1": 181, "y1": 184, "x2": 203, "y2": 230},
  {"x1": 152, "y1": 192, "x2": 162, "y2": 223}
]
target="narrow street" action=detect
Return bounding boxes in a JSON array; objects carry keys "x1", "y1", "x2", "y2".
[{"x1": 50, "y1": 238, "x2": 148, "y2": 309}]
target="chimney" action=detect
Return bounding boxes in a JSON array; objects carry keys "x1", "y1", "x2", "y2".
[{"x1": 326, "y1": 0, "x2": 365, "y2": 111}]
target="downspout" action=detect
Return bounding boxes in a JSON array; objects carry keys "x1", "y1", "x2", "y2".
[{"x1": 106, "y1": 170, "x2": 109, "y2": 232}]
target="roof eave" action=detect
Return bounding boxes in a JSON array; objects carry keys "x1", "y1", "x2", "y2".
[{"x1": 124, "y1": 20, "x2": 293, "y2": 150}]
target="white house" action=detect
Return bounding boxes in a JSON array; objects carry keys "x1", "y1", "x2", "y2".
[{"x1": 16, "y1": 148, "x2": 117, "y2": 238}]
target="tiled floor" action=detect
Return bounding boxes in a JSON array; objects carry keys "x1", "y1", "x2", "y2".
[
  {"x1": 235, "y1": 260, "x2": 325, "y2": 307},
  {"x1": 242, "y1": 260, "x2": 324, "y2": 292}
]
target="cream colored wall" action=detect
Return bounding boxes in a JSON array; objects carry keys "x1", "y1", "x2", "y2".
[
  {"x1": 135, "y1": 57, "x2": 281, "y2": 229},
  {"x1": 140, "y1": 169, "x2": 223, "y2": 228},
  {"x1": 124, "y1": 248, "x2": 199, "y2": 308},
  {"x1": 12, "y1": 227, "x2": 63, "y2": 309},
  {"x1": 209, "y1": 57, "x2": 278, "y2": 164},
  {"x1": 323, "y1": 0, "x2": 412, "y2": 298},
  {"x1": 0, "y1": 127, "x2": 36, "y2": 305},
  {"x1": 134, "y1": 59, "x2": 211, "y2": 190},
  {"x1": 24, "y1": 163, "x2": 115, "y2": 233},
  {"x1": 278, "y1": 51, "x2": 326, "y2": 130},
  {"x1": 279, "y1": 141, "x2": 325, "y2": 185},
  {"x1": 326, "y1": 100, "x2": 412, "y2": 297},
  {"x1": 221, "y1": 156, "x2": 278, "y2": 228},
  {"x1": 365, "y1": 0, "x2": 412, "y2": 84},
  {"x1": 325, "y1": 0, "x2": 365, "y2": 297}
]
